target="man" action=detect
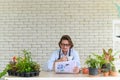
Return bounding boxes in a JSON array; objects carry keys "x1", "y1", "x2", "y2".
[{"x1": 47, "y1": 35, "x2": 81, "y2": 73}]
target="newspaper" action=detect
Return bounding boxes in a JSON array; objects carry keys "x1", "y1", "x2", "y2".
[{"x1": 55, "y1": 60, "x2": 76, "y2": 73}]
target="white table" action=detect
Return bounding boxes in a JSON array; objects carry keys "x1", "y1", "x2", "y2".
[{"x1": 4, "y1": 71, "x2": 120, "y2": 80}]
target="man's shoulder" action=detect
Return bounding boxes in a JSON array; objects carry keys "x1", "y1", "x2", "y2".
[
  {"x1": 71, "y1": 48, "x2": 78, "y2": 54},
  {"x1": 71, "y1": 48, "x2": 77, "y2": 52},
  {"x1": 52, "y1": 49, "x2": 60, "y2": 54}
]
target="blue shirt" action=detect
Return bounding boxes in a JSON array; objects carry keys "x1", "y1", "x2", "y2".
[{"x1": 47, "y1": 48, "x2": 81, "y2": 71}]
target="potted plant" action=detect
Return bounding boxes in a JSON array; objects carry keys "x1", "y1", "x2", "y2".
[
  {"x1": 102, "y1": 68, "x2": 110, "y2": 76},
  {"x1": 85, "y1": 53, "x2": 100, "y2": 76},
  {"x1": 93, "y1": 53, "x2": 107, "y2": 74},
  {"x1": 82, "y1": 67, "x2": 89, "y2": 74},
  {"x1": 102, "y1": 63, "x2": 111, "y2": 76},
  {"x1": 85, "y1": 48, "x2": 119, "y2": 77},
  {"x1": 110, "y1": 65, "x2": 118, "y2": 76},
  {"x1": 0, "y1": 49, "x2": 40, "y2": 78},
  {"x1": 101, "y1": 48, "x2": 119, "y2": 76}
]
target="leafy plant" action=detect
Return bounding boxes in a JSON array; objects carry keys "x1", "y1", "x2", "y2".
[
  {"x1": 102, "y1": 68, "x2": 110, "y2": 73},
  {"x1": 100, "y1": 48, "x2": 119, "y2": 73},
  {"x1": 0, "y1": 64, "x2": 11, "y2": 78},
  {"x1": 111, "y1": 65, "x2": 116, "y2": 72},
  {"x1": 0, "y1": 49, "x2": 40, "y2": 78},
  {"x1": 112, "y1": 0, "x2": 120, "y2": 17},
  {"x1": 16, "y1": 49, "x2": 40, "y2": 73},
  {"x1": 92, "y1": 53, "x2": 107, "y2": 69},
  {"x1": 0, "y1": 59, "x2": 17, "y2": 78},
  {"x1": 85, "y1": 53, "x2": 100, "y2": 68},
  {"x1": 118, "y1": 69, "x2": 120, "y2": 73},
  {"x1": 102, "y1": 63, "x2": 111, "y2": 73},
  {"x1": 103, "y1": 48, "x2": 119, "y2": 67}
]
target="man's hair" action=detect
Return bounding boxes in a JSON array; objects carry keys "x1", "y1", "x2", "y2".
[{"x1": 58, "y1": 35, "x2": 74, "y2": 48}]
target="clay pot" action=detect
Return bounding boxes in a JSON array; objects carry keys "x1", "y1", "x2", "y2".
[
  {"x1": 103, "y1": 72, "x2": 109, "y2": 77},
  {"x1": 110, "y1": 71, "x2": 118, "y2": 76}
]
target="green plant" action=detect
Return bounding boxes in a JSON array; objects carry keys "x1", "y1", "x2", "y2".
[
  {"x1": 118, "y1": 69, "x2": 120, "y2": 73},
  {"x1": 112, "y1": 0, "x2": 120, "y2": 17},
  {"x1": 101, "y1": 48, "x2": 120, "y2": 75},
  {"x1": 0, "y1": 64, "x2": 11, "y2": 78},
  {"x1": 93, "y1": 53, "x2": 107, "y2": 69},
  {"x1": 0, "y1": 49, "x2": 40, "y2": 78},
  {"x1": 85, "y1": 53, "x2": 101, "y2": 76},
  {"x1": 85, "y1": 53, "x2": 100, "y2": 68},
  {"x1": 102, "y1": 68, "x2": 109, "y2": 73},
  {"x1": 0, "y1": 59, "x2": 17, "y2": 78},
  {"x1": 16, "y1": 49, "x2": 40, "y2": 73},
  {"x1": 111, "y1": 65, "x2": 116, "y2": 72},
  {"x1": 102, "y1": 63, "x2": 111, "y2": 73},
  {"x1": 103, "y1": 48, "x2": 119, "y2": 68}
]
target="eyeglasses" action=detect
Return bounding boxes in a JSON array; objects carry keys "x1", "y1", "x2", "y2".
[{"x1": 61, "y1": 43, "x2": 70, "y2": 47}]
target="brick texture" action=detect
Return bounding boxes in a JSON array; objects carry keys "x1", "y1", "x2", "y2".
[{"x1": 0, "y1": 0, "x2": 120, "y2": 75}]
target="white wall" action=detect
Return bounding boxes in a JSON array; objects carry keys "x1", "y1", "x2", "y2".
[{"x1": 0, "y1": 0, "x2": 119, "y2": 72}]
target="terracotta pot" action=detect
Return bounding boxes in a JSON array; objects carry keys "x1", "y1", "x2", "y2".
[
  {"x1": 82, "y1": 67, "x2": 89, "y2": 74},
  {"x1": 110, "y1": 71, "x2": 118, "y2": 76},
  {"x1": 103, "y1": 72, "x2": 109, "y2": 77}
]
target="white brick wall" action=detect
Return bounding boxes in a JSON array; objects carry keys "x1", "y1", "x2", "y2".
[{"x1": 0, "y1": 0, "x2": 119, "y2": 74}]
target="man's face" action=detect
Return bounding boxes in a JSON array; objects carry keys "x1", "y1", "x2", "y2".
[{"x1": 60, "y1": 40, "x2": 70, "y2": 53}]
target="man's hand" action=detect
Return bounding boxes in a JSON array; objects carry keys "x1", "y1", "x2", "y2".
[{"x1": 59, "y1": 56, "x2": 68, "y2": 61}]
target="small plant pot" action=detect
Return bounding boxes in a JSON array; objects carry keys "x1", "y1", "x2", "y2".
[
  {"x1": 14, "y1": 72, "x2": 18, "y2": 76},
  {"x1": 16, "y1": 72, "x2": 20, "y2": 76},
  {"x1": 103, "y1": 72, "x2": 109, "y2": 77},
  {"x1": 35, "y1": 71, "x2": 40, "y2": 76},
  {"x1": 8, "y1": 71, "x2": 40, "y2": 77},
  {"x1": 30, "y1": 72, "x2": 35, "y2": 77},
  {"x1": 8, "y1": 70, "x2": 16, "y2": 76},
  {"x1": 82, "y1": 68, "x2": 89, "y2": 74},
  {"x1": 7, "y1": 70, "x2": 12, "y2": 76},
  {"x1": 89, "y1": 67, "x2": 98, "y2": 76},
  {"x1": 25, "y1": 72, "x2": 31, "y2": 77},
  {"x1": 110, "y1": 71, "x2": 118, "y2": 76},
  {"x1": 20, "y1": 72, "x2": 25, "y2": 77}
]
